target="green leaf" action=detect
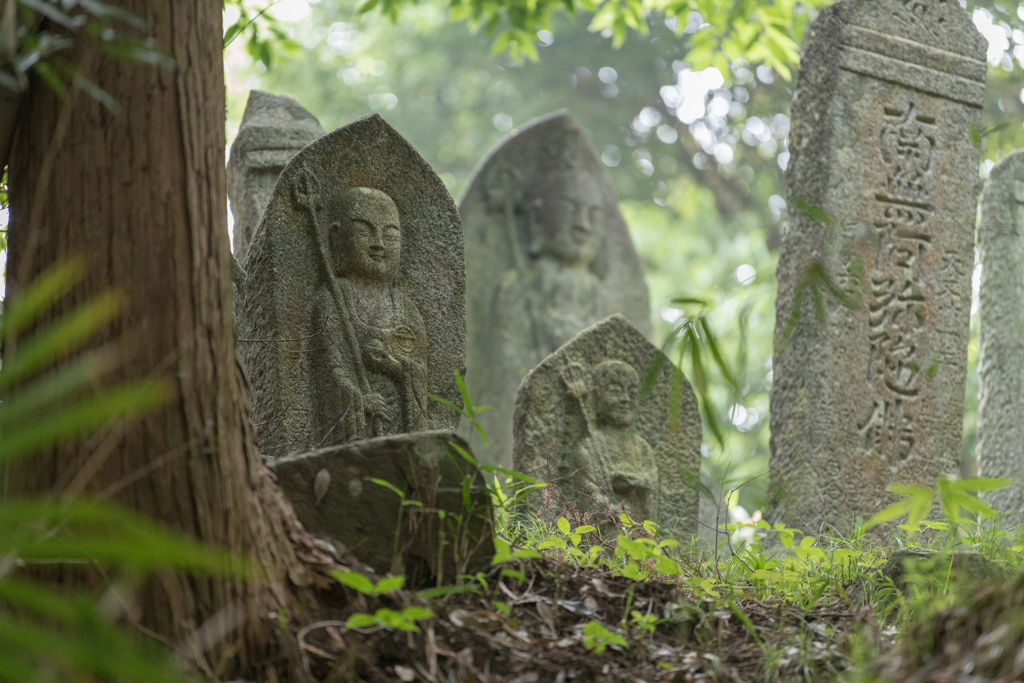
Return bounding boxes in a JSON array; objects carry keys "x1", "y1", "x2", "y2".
[
  {"x1": 557, "y1": 517, "x2": 571, "y2": 534},
  {"x1": 415, "y1": 584, "x2": 481, "y2": 599},
  {"x1": 345, "y1": 612, "x2": 379, "y2": 629},
  {"x1": 0, "y1": 499, "x2": 245, "y2": 575},
  {"x1": 429, "y1": 393, "x2": 468, "y2": 418},
  {"x1": 479, "y1": 465, "x2": 538, "y2": 483},
  {"x1": 454, "y1": 369, "x2": 473, "y2": 413},
  {"x1": 332, "y1": 570, "x2": 377, "y2": 595},
  {"x1": 1, "y1": 291, "x2": 124, "y2": 389},
  {"x1": 0, "y1": 379, "x2": 173, "y2": 463},
  {"x1": 401, "y1": 606, "x2": 435, "y2": 621},
  {"x1": 447, "y1": 441, "x2": 479, "y2": 466},
  {"x1": 791, "y1": 196, "x2": 836, "y2": 229},
  {"x1": 375, "y1": 575, "x2": 406, "y2": 594},
  {"x1": 0, "y1": 259, "x2": 86, "y2": 340},
  {"x1": 366, "y1": 477, "x2": 405, "y2": 499}
]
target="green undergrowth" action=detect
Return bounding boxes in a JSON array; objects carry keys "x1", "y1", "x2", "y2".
[{"x1": 324, "y1": 469, "x2": 1024, "y2": 682}]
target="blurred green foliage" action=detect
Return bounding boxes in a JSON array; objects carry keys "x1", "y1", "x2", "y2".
[
  {"x1": 0, "y1": 261, "x2": 243, "y2": 682},
  {"x1": 228, "y1": 0, "x2": 1024, "y2": 513}
]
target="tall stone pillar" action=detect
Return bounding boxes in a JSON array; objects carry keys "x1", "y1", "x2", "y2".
[
  {"x1": 769, "y1": 0, "x2": 986, "y2": 534},
  {"x1": 978, "y1": 150, "x2": 1024, "y2": 518}
]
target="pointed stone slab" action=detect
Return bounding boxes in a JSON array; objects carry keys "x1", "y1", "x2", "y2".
[
  {"x1": 228, "y1": 90, "x2": 326, "y2": 263},
  {"x1": 512, "y1": 314, "x2": 700, "y2": 538},
  {"x1": 269, "y1": 432, "x2": 494, "y2": 586},
  {"x1": 240, "y1": 114, "x2": 466, "y2": 456},
  {"x1": 459, "y1": 111, "x2": 651, "y2": 470},
  {"x1": 978, "y1": 150, "x2": 1024, "y2": 518},
  {"x1": 768, "y1": 0, "x2": 986, "y2": 534}
]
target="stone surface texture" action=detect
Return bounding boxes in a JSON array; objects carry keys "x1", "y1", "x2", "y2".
[
  {"x1": 228, "y1": 90, "x2": 325, "y2": 263},
  {"x1": 240, "y1": 114, "x2": 466, "y2": 456},
  {"x1": 978, "y1": 150, "x2": 1024, "y2": 517},
  {"x1": 460, "y1": 111, "x2": 651, "y2": 469},
  {"x1": 768, "y1": 0, "x2": 986, "y2": 534},
  {"x1": 269, "y1": 432, "x2": 493, "y2": 585},
  {"x1": 512, "y1": 315, "x2": 700, "y2": 538}
]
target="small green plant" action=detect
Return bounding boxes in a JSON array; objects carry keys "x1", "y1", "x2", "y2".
[
  {"x1": 0, "y1": 260, "x2": 243, "y2": 682},
  {"x1": 331, "y1": 570, "x2": 407, "y2": 597},
  {"x1": 582, "y1": 620, "x2": 629, "y2": 654},
  {"x1": 627, "y1": 610, "x2": 660, "y2": 635},
  {"x1": 332, "y1": 570, "x2": 435, "y2": 633},
  {"x1": 538, "y1": 516, "x2": 598, "y2": 562},
  {"x1": 431, "y1": 369, "x2": 492, "y2": 445},
  {"x1": 365, "y1": 477, "x2": 423, "y2": 563},
  {"x1": 345, "y1": 606, "x2": 435, "y2": 633}
]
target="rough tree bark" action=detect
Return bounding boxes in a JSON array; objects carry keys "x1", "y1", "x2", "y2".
[{"x1": 4, "y1": 2, "x2": 327, "y2": 679}]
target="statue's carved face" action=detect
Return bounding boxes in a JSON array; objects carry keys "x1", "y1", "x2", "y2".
[
  {"x1": 527, "y1": 173, "x2": 605, "y2": 268},
  {"x1": 594, "y1": 361, "x2": 639, "y2": 428},
  {"x1": 331, "y1": 188, "x2": 402, "y2": 282}
]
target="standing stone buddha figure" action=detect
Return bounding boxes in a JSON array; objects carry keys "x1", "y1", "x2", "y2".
[
  {"x1": 460, "y1": 112, "x2": 651, "y2": 469},
  {"x1": 307, "y1": 187, "x2": 429, "y2": 446},
  {"x1": 240, "y1": 114, "x2": 465, "y2": 459},
  {"x1": 491, "y1": 168, "x2": 609, "y2": 370},
  {"x1": 564, "y1": 359, "x2": 657, "y2": 522}
]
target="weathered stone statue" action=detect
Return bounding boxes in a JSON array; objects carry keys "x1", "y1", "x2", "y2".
[
  {"x1": 460, "y1": 111, "x2": 651, "y2": 469},
  {"x1": 240, "y1": 114, "x2": 466, "y2": 456},
  {"x1": 768, "y1": 0, "x2": 985, "y2": 534},
  {"x1": 513, "y1": 315, "x2": 700, "y2": 537},
  {"x1": 304, "y1": 186, "x2": 430, "y2": 442},
  {"x1": 977, "y1": 150, "x2": 1024, "y2": 519},
  {"x1": 228, "y1": 90, "x2": 325, "y2": 263}
]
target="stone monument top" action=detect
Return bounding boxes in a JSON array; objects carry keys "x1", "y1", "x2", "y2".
[{"x1": 228, "y1": 90, "x2": 326, "y2": 262}]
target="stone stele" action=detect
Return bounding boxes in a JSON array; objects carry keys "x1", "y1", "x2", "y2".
[
  {"x1": 269, "y1": 431, "x2": 494, "y2": 585},
  {"x1": 228, "y1": 90, "x2": 325, "y2": 263},
  {"x1": 240, "y1": 114, "x2": 466, "y2": 456},
  {"x1": 768, "y1": 0, "x2": 985, "y2": 535},
  {"x1": 512, "y1": 315, "x2": 700, "y2": 538},
  {"x1": 978, "y1": 150, "x2": 1024, "y2": 519},
  {"x1": 460, "y1": 111, "x2": 651, "y2": 470}
]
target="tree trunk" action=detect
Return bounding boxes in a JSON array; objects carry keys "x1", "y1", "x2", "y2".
[{"x1": 4, "y1": 2, "x2": 319, "y2": 679}]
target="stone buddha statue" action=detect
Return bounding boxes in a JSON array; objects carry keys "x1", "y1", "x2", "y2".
[
  {"x1": 517, "y1": 169, "x2": 608, "y2": 352},
  {"x1": 306, "y1": 187, "x2": 429, "y2": 446},
  {"x1": 563, "y1": 359, "x2": 657, "y2": 522},
  {"x1": 485, "y1": 169, "x2": 610, "y2": 453}
]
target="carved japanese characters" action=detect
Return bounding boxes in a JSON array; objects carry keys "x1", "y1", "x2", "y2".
[
  {"x1": 460, "y1": 111, "x2": 651, "y2": 469},
  {"x1": 768, "y1": 0, "x2": 986, "y2": 534},
  {"x1": 240, "y1": 114, "x2": 466, "y2": 456},
  {"x1": 512, "y1": 315, "x2": 700, "y2": 538},
  {"x1": 228, "y1": 90, "x2": 325, "y2": 262},
  {"x1": 977, "y1": 151, "x2": 1024, "y2": 519}
]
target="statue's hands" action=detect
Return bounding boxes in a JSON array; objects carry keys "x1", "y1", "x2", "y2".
[
  {"x1": 365, "y1": 339, "x2": 403, "y2": 378},
  {"x1": 291, "y1": 172, "x2": 319, "y2": 210},
  {"x1": 363, "y1": 393, "x2": 392, "y2": 426},
  {"x1": 612, "y1": 472, "x2": 649, "y2": 497},
  {"x1": 562, "y1": 361, "x2": 590, "y2": 401}
]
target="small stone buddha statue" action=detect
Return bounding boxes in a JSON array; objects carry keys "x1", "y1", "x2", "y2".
[{"x1": 307, "y1": 187, "x2": 429, "y2": 446}]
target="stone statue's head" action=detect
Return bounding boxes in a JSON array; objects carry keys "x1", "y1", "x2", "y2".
[
  {"x1": 593, "y1": 360, "x2": 639, "y2": 428},
  {"x1": 525, "y1": 169, "x2": 605, "y2": 268},
  {"x1": 329, "y1": 187, "x2": 401, "y2": 282}
]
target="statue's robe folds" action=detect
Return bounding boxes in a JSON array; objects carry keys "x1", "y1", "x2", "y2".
[
  {"x1": 485, "y1": 262, "x2": 607, "y2": 458},
  {"x1": 305, "y1": 284, "x2": 429, "y2": 446}
]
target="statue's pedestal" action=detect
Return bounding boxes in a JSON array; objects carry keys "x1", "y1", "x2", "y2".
[{"x1": 270, "y1": 431, "x2": 494, "y2": 586}]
